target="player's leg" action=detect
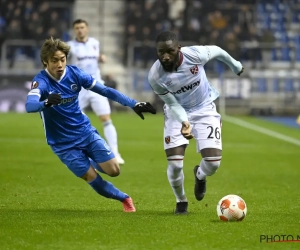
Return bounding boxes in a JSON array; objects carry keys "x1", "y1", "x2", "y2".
[
  {"x1": 86, "y1": 131, "x2": 135, "y2": 212},
  {"x1": 53, "y1": 147, "x2": 130, "y2": 203},
  {"x1": 52, "y1": 143, "x2": 135, "y2": 212},
  {"x1": 164, "y1": 105, "x2": 189, "y2": 214},
  {"x1": 194, "y1": 148, "x2": 222, "y2": 201},
  {"x1": 82, "y1": 166, "x2": 135, "y2": 212},
  {"x1": 191, "y1": 102, "x2": 222, "y2": 201},
  {"x1": 89, "y1": 92, "x2": 124, "y2": 165},
  {"x1": 165, "y1": 145, "x2": 188, "y2": 214}
]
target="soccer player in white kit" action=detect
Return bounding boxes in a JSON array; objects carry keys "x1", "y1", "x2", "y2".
[
  {"x1": 67, "y1": 19, "x2": 125, "y2": 165},
  {"x1": 148, "y1": 31, "x2": 244, "y2": 214}
]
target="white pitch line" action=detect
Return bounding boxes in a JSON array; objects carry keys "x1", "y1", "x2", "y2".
[{"x1": 223, "y1": 115, "x2": 300, "y2": 147}]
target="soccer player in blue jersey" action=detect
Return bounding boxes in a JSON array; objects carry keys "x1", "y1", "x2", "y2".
[{"x1": 25, "y1": 37, "x2": 156, "y2": 212}]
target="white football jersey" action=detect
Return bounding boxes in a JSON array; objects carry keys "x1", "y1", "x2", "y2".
[
  {"x1": 67, "y1": 37, "x2": 102, "y2": 82},
  {"x1": 148, "y1": 46, "x2": 220, "y2": 112}
]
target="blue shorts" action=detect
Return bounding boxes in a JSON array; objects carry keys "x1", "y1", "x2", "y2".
[{"x1": 51, "y1": 131, "x2": 115, "y2": 177}]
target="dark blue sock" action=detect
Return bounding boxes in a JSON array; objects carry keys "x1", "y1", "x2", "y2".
[
  {"x1": 88, "y1": 174, "x2": 129, "y2": 201},
  {"x1": 89, "y1": 159, "x2": 105, "y2": 174}
]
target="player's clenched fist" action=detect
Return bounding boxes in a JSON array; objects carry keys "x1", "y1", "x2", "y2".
[
  {"x1": 132, "y1": 102, "x2": 156, "y2": 120},
  {"x1": 181, "y1": 121, "x2": 193, "y2": 139},
  {"x1": 237, "y1": 67, "x2": 244, "y2": 76},
  {"x1": 45, "y1": 94, "x2": 61, "y2": 107}
]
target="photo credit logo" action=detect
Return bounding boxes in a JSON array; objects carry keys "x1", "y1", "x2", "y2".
[{"x1": 260, "y1": 235, "x2": 300, "y2": 243}]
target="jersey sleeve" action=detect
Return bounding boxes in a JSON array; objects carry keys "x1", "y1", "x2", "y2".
[
  {"x1": 25, "y1": 77, "x2": 48, "y2": 112},
  {"x1": 27, "y1": 77, "x2": 48, "y2": 100},
  {"x1": 75, "y1": 67, "x2": 97, "y2": 89},
  {"x1": 148, "y1": 71, "x2": 188, "y2": 123},
  {"x1": 192, "y1": 45, "x2": 243, "y2": 74},
  {"x1": 190, "y1": 46, "x2": 211, "y2": 65},
  {"x1": 148, "y1": 73, "x2": 169, "y2": 96}
]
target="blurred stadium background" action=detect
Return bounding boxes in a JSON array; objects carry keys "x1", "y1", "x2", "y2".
[
  {"x1": 1, "y1": 2, "x2": 300, "y2": 249},
  {"x1": 1, "y1": 0, "x2": 300, "y2": 119}
]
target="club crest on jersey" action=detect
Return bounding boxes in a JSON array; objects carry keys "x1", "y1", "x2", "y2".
[
  {"x1": 165, "y1": 81, "x2": 172, "y2": 86},
  {"x1": 165, "y1": 136, "x2": 171, "y2": 144},
  {"x1": 190, "y1": 65, "x2": 199, "y2": 75},
  {"x1": 31, "y1": 81, "x2": 39, "y2": 89},
  {"x1": 71, "y1": 84, "x2": 78, "y2": 91}
]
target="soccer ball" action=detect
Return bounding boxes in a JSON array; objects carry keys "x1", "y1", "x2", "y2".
[{"x1": 216, "y1": 194, "x2": 247, "y2": 221}]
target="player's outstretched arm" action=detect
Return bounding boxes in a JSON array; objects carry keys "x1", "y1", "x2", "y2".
[
  {"x1": 132, "y1": 102, "x2": 156, "y2": 120},
  {"x1": 25, "y1": 95, "x2": 46, "y2": 113},
  {"x1": 25, "y1": 94, "x2": 61, "y2": 113},
  {"x1": 89, "y1": 81, "x2": 156, "y2": 119},
  {"x1": 205, "y1": 46, "x2": 244, "y2": 76}
]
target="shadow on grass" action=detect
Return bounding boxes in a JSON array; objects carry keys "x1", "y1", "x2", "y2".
[
  {"x1": 210, "y1": 219, "x2": 223, "y2": 223},
  {"x1": 0, "y1": 208, "x2": 196, "y2": 219}
]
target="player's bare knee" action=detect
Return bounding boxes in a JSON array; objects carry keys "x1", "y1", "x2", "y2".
[
  {"x1": 81, "y1": 173, "x2": 88, "y2": 181},
  {"x1": 98, "y1": 159, "x2": 120, "y2": 177},
  {"x1": 99, "y1": 114, "x2": 111, "y2": 123},
  {"x1": 109, "y1": 166, "x2": 120, "y2": 177},
  {"x1": 107, "y1": 162, "x2": 120, "y2": 177},
  {"x1": 81, "y1": 166, "x2": 97, "y2": 182},
  {"x1": 203, "y1": 156, "x2": 222, "y2": 176},
  {"x1": 165, "y1": 145, "x2": 187, "y2": 158}
]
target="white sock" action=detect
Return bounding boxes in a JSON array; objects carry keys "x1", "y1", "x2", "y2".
[
  {"x1": 103, "y1": 120, "x2": 119, "y2": 155},
  {"x1": 167, "y1": 155, "x2": 187, "y2": 203},
  {"x1": 196, "y1": 157, "x2": 222, "y2": 180},
  {"x1": 196, "y1": 160, "x2": 208, "y2": 180}
]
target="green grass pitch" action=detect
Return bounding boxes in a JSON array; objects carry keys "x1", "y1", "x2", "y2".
[{"x1": 0, "y1": 112, "x2": 299, "y2": 250}]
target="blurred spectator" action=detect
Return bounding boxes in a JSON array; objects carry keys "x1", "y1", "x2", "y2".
[
  {"x1": 139, "y1": 27, "x2": 154, "y2": 68},
  {"x1": 0, "y1": 0, "x2": 74, "y2": 69},
  {"x1": 260, "y1": 29, "x2": 275, "y2": 44},
  {"x1": 223, "y1": 31, "x2": 240, "y2": 59},
  {"x1": 232, "y1": 24, "x2": 248, "y2": 42},
  {"x1": 47, "y1": 27, "x2": 59, "y2": 40},
  {"x1": 207, "y1": 30, "x2": 222, "y2": 47},
  {"x1": 48, "y1": 11, "x2": 63, "y2": 38},
  {"x1": 244, "y1": 26, "x2": 262, "y2": 68},
  {"x1": 27, "y1": 12, "x2": 41, "y2": 38},
  {"x1": 24, "y1": 0, "x2": 34, "y2": 21},
  {"x1": 104, "y1": 74, "x2": 118, "y2": 90},
  {"x1": 0, "y1": 14, "x2": 5, "y2": 59},
  {"x1": 4, "y1": 2, "x2": 15, "y2": 25},
  {"x1": 124, "y1": 0, "x2": 285, "y2": 70},
  {"x1": 238, "y1": 4, "x2": 253, "y2": 31},
  {"x1": 5, "y1": 19, "x2": 23, "y2": 68},
  {"x1": 209, "y1": 11, "x2": 228, "y2": 32},
  {"x1": 38, "y1": 1, "x2": 51, "y2": 30},
  {"x1": 168, "y1": 0, "x2": 186, "y2": 22}
]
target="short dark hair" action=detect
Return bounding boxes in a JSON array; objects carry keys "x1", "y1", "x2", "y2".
[
  {"x1": 156, "y1": 31, "x2": 178, "y2": 43},
  {"x1": 73, "y1": 19, "x2": 88, "y2": 27},
  {"x1": 40, "y1": 37, "x2": 70, "y2": 68}
]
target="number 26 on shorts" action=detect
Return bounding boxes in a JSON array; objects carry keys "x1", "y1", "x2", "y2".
[{"x1": 207, "y1": 126, "x2": 221, "y2": 140}]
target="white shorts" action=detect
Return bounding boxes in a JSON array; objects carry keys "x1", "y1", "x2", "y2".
[
  {"x1": 79, "y1": 88, "x2": 111, "y2": 116},
  {"x1": 163, "y1": 102, "x2": 222, "y2": 152}
]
